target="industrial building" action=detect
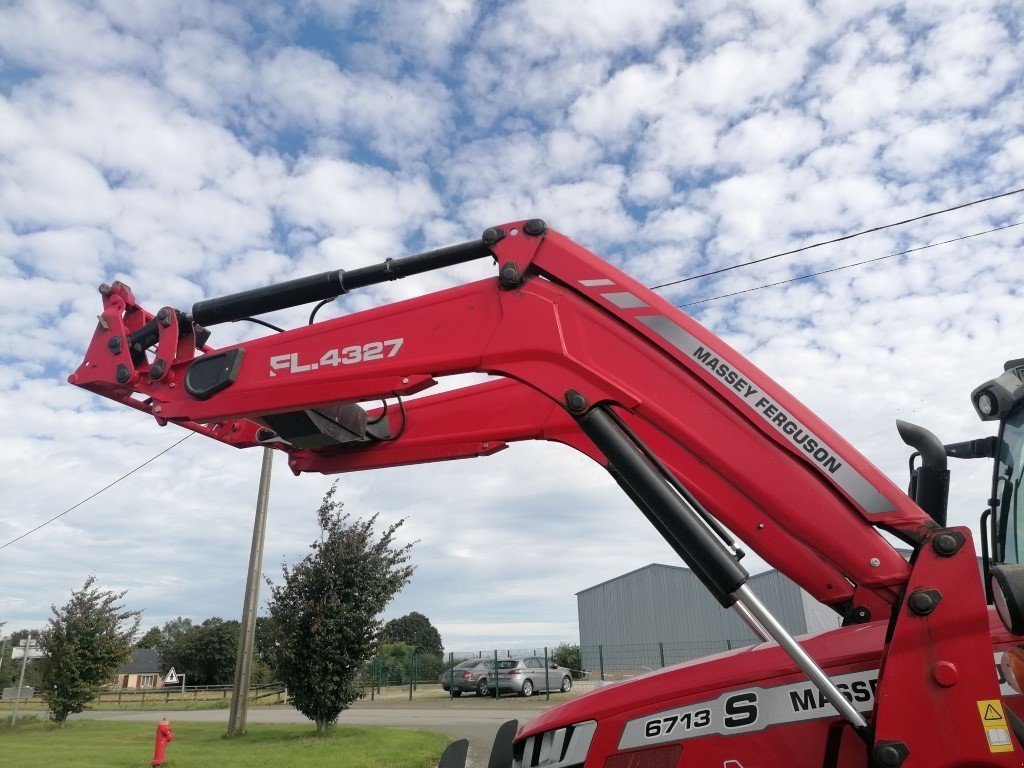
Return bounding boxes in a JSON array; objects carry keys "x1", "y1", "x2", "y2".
[{"x1": 576, "y1": 563, "x2": 841, "y2": 677}]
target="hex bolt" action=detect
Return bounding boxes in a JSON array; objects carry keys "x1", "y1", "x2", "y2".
[
  {"x1": 115, "y1": 364, "x2": 131, "y2": 384},
  {"x1": 157, "y1": 307, "x2": 172, "y2": 327},
  {"x1": 873, "y1": 741, "x2": 909, "y2": 767},
  {"x1": 108, "y1": 336, "x2": 123, "y2": 355}
]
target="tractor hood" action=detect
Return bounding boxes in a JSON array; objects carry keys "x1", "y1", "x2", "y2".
[{"x1": 519, "y1": 611, "x2": 1015, "y2": 744}]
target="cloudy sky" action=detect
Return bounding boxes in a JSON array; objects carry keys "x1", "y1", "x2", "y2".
[{"x1": 1, "y1": 0, "x2": 1022, "y2": 653}]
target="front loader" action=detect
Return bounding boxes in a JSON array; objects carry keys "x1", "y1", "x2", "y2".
[{"x1": 71, "y1": 219, "x2": 1024, "y2": 766}]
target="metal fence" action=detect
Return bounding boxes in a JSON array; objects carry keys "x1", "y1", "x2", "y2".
[{"x1": 362, "y1": 638, "x2": 755, "y2": 701}]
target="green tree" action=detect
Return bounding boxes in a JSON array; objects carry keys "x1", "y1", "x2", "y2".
[
  {"x1": 267, "y1": 483, "x2": 415, "y2": 733},
  {"x1": 136, "y1": 626, "x2": 162, "y2": 649},
  {"x1": 381, "y1": 612, "x2": 443, "y2": 657},
  {"x1": 552, "y1": 642, "x2": 581, "y2": 679},
  {"x1": 39, "y1": 576, "x2": 140, "y2": 725},
  {"x1": 161, "y1": 617, "x2": 239, "y2": 685}
]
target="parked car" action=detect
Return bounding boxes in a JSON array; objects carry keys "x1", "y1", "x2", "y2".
[
  {"x1": 486, "y1": 657, "x2": 573, "y2": 697},
  {"x1": 439, "y1": 659, "x2": 492, "y2": 696}
]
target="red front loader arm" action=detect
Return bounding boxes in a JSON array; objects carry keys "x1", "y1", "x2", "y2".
[{"x1": 71, "y1": 220, "x2": 1018, "y2": 765}]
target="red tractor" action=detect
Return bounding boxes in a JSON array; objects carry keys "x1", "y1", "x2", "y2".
[{"x1": 72, "y1": 219, "x2": 1024, "y2": 766}]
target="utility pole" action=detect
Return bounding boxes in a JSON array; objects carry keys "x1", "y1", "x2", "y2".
[
  {"x1": 228, "y1": 447, "x2": 274, "y2": 737},
  {"x1": 11, "y1": 634, "x2": 33, "y2": 726}
]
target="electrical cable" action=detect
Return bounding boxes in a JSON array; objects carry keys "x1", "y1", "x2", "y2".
[
  {"x1": 235, "y1": 317, "x2": 286, "y2": 333},
  {"x1": 379, "y1": 393, "x2": 407, "y2": 441},
  {"x1": 650, "y1": 186, "x2": 1024, "y2": 291},
  {"x1": 678, "y1": 220, "x2": 1023, "y2": 308},
  {"x1": 0, "y1": 433, "x2": 194, "y2": 551},
  {"x1": 309, "y1": 298, "x2": 335, "y2": 325}
]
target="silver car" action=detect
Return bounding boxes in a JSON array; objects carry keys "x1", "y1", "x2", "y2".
[
  {"x1": 439, "y1": 659, "x2": 492, "y2": 696},
  {"x1": 486, "y1": 657, "x2": 573, "y2": 697}
]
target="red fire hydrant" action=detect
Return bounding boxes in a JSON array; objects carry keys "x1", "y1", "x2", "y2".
[{"x1": 152, "y1": 717, "x2": 174, "y2": 766}]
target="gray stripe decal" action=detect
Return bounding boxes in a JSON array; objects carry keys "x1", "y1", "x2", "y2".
[
  {"x1": 602, "y1": 291, "x2": 649, "y2": 309},
  {"x1": 637, "y1": 315, "x2": 894, "y2": 514},
  {"x1": 580, "y1": 278, "x2": 615, "y2": 286}
]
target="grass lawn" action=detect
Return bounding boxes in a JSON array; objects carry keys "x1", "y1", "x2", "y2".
[{"x1": 0, "y1": 718, "x2": 448, "y2": 767}]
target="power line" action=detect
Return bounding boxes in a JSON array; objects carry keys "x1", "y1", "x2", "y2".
[
  {"x1": 0, "y1": 433, "x2": 194, "y2": 552},
  {"x1": 678, "y1": 220, "x2": 1024, "y2": 308},
  {"x1": 650, "y1": 186, "x2": 1024, "y2": 291}
]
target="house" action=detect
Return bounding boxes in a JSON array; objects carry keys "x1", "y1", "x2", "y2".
[{"x1": 115, "y1": 648, "x2": 164, "y2": 689}]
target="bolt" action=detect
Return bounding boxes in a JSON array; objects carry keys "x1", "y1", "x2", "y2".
[
  {"x1": 115, "y1": 364, "x2": 131, "y2": 384},
  {"x1": 757, "y1": 523, "x2": 765, "y2": 529},
  {"x1": 402, "y1": 377, "x2": 409, "y2": 384},
  {"x1": 849, "y1": 605, "x2": 871, "y2": 623},
  {"x1": 499, "y1": 261, "x2": 522, "y2": 288},
  {"x1": 108, "y1": 336, "x2": 122, "y2": 355},
  {"x1": 933, "y1": 531, "x2": 964, "y2": 557},
  {"x1": 149, "y1": 359, "x2": 166, "y2": 381},
  {"x1": 908, "y1": 589, "x2": 942, "y2": 616},
  {"x1": 154, "y1": 405, "x2": 163, "y2": 414},
  {"x1": 157, "y1": 307, "x2": 172, "y2": 327},
  {"x1": 482, "y1": 227, "x2": 505, "y2": 245},
  {"x1": 869, "y1": 557, "x2": 881, "y2": 567},
  {"x1": 523, "y1": 219, "x2": 547, "y2": 236},
  {"x1": 565, "y1": 390, "x2": 589, "y2": 414},
  {"x1": 873, "y1": 741, "x2": 909, "y2": 768}
]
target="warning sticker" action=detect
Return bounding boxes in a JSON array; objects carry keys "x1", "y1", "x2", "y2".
[{"x1": 977, "y1": 700, "x2": 1014, "y2": 753}]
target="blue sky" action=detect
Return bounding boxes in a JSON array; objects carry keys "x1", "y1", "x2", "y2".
[{"x1": 1, "y1": 0, "x2": 1022, "y2": 651}]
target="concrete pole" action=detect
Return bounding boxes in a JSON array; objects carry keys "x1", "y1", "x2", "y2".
[
  {"x1": 11, "y1": 634, "x2": 33, "y2": 726},
  {"x1": 227, "y1": 447, "x2": 274, "y2": 737}
]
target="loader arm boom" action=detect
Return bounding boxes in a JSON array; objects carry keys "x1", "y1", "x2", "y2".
[
  {"x1": 71, "y1": 220, "x2": 933, "y2": 618},
  {"x1": 72, "y1": 219, "x2": 1021, "y2": 766}
]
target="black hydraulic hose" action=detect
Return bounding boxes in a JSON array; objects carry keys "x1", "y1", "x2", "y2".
[{"x1": 190, "y1": 240, "x2": 493, "y2": 327}]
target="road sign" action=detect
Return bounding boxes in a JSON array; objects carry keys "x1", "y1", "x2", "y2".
[
  {"x1": 12, "y1": 639, "x2": 43, "y2": 660},
  {"x1": 164, "y1": 667, "x2": 179, "y2": 685}
]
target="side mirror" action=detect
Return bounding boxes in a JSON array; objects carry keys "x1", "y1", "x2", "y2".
[{"x1": 991, "y1": 564, "x2": 1024, "y2": 635}]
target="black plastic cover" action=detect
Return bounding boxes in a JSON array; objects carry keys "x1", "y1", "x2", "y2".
[{"x1": 185, "y1": 348, "x2": 245, "y2": 400}]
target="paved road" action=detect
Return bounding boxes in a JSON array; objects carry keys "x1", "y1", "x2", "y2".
[{"x1": 71, "y1": 702, "x2": 552, "y2": 767}]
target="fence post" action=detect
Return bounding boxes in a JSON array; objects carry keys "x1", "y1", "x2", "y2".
[
  {"x1": 544, "y1": 647, "x2": 550, "y2": 702},
  {"x1": 408, "y1": 654, "x2": 414, "y2": 701},
  {"x1": 726, "y1": 639, "x2": 733, "y2": 650},
  {"x1": 659, "y1": 642, "x2": 665, "y2": 668},
  {"x1": 493, "y1": 650, "x2": 499, "y2": 699},
  {"x1": 370, "y1": 658, "x2": 375, "y2": 702},
  {"x1": 599, "y1": 645, "x2": 605, "y2": 682},
  {"x1": 449, "y1": 652, "x2": 454, "y2": 700}
]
